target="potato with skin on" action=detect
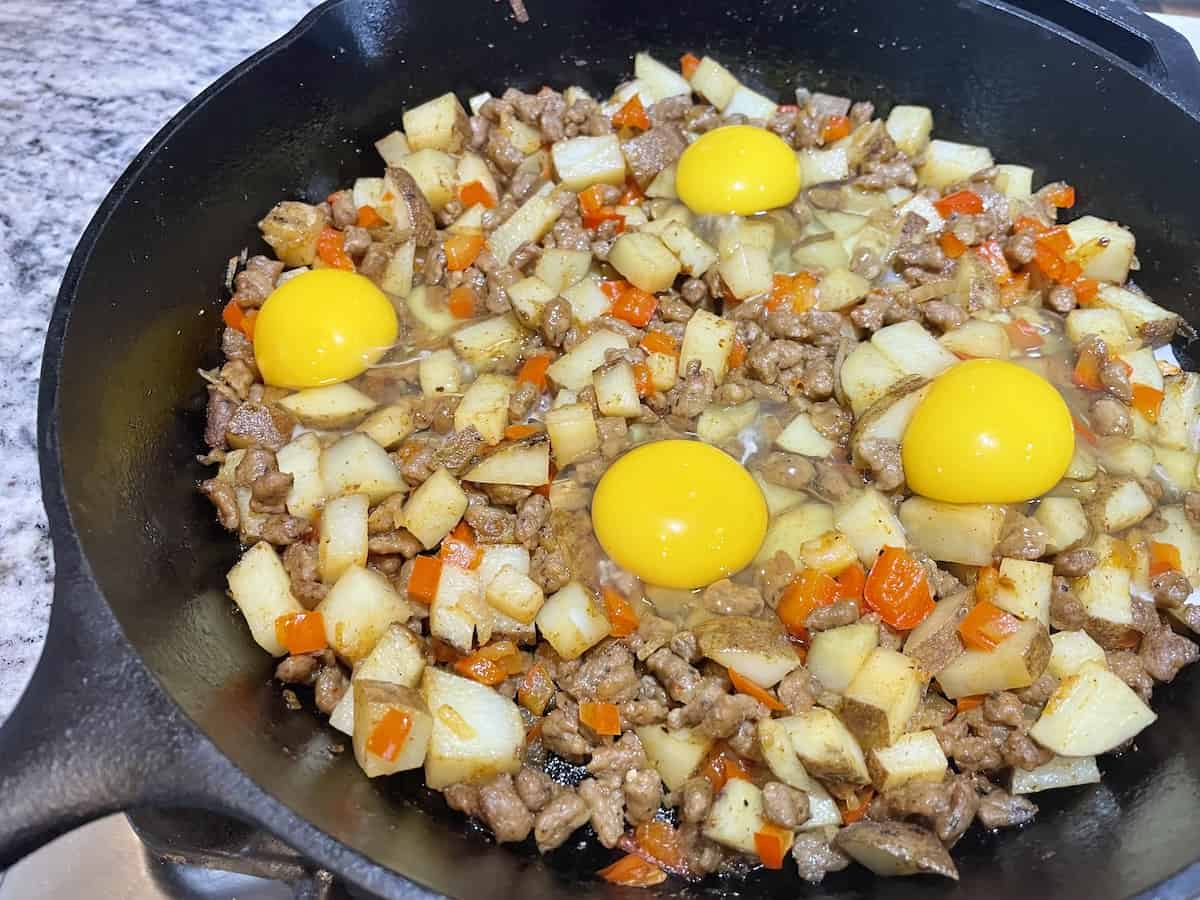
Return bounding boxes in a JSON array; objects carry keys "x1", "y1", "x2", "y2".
[
  {"x1": 899, "y1": 497, "x2": 1006, "y2": 567},
  {"x1": 841, "y1": 647, "x2": 925, "y2": 750},
  {"x1": 849, "y1": 378, "x2": 930, "y2": 465},
  {"x1": 279, "y1": 383, "x2": 377, "y2": 429},
  {"x1": 545, "y1": 403, "x2": 600, "y2": 468},
  {"x1": 317, "y1": 564, "x2": 411, "y2": 664},
  {"x1": 868, "y1": 730, "x2": 949, "y2": 792},
  {"x1": 320, "y1": 433, "x2": 408, "y2": 504},
  {"x1": 402, "y1": 468, "x2": 469, "y2": 550},
  {"x1": 757, "y1": 718, "x2": 842, "y2": 829},
  {"x1": 784, "y1": 707, "x2": 870, "y2": 784},
  {"x1": 535, "y1": 581, "x2": 611, "y2": 660},
  {"x1": 421, "y1": 668, "x2": 525, "y2": 789},
  {"x1": 679, "y1": 309, "x2": 737, "y2": 385},
  {"x1": 397, "y1": 149, "x2": 458, "y2": 211},
  {"x1": 704, "y1": 779, "x2": 769, "y2": 855},
  {"x1": 1074, "y1": 556, "x2": 1134, "y2": 642},
  {"x1": 608, "y1": 232, "x2": 681, "y2": 294},
  {"x1": 636, "y1": 725, "x2": 713, "y2": 791},
  {"x1": 807, "y1": 622, "x2": 878, "y2": 693},
  {"x1": 903, "y1": 591, "x2": 968, "y2": 676},
  {"x1": 694, "y1": 615, "x2": 800, "y2": 688},
  {"x1": 227, "y1": 542, "x2": 304, "y2": 657},
  {"x1": 353, "y1": 680, "x2": 434, "y2": 777},
  {"x1": 936, "y1": 618, "x2": 1051, "y2": 699},
  {"x1": 319, "y1": 493, "x2": 369, "y2": 584},
  {"x1": 1029, "y1": 662, "x2": 1156, "y2": 756}
]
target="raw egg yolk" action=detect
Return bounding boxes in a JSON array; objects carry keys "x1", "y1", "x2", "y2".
[
  {"x1": 902, "y1": 359, "x2": 1075, "y2": 504},
  {"x1": 591, "y1": 440, "x2": 768, "y2": 589},
  {"x1": 676, "y1": 125, "x2": 801, "y2": 215},
  {"x1": 253, "y1": 268, "x2": 398, "y2": 389}
]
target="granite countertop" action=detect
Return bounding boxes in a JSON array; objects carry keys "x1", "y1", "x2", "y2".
[{"x1": 0, "y1": 0, "x2": 322, "y2": 724}]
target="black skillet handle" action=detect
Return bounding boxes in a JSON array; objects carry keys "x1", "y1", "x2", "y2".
[
  {"x1": 999, "y1": 0, "x2": 1200, "y2": 118},
  {"x1": 0, "y1": 555, "x2": 223, "y2": 868}
]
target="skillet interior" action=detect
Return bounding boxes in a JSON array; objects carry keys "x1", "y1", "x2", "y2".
[{"x1": 52, "y1": 0, "x2": 1200, "y2": 895}]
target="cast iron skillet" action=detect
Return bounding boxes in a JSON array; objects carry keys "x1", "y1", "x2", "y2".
[{"x1": 6, "y1": 0, "x2": 1200, "y2": 896}]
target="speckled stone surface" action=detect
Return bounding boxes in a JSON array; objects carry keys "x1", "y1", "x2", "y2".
[{"x1": 0, "y1": 0, "x2": 322, "y2": 723}]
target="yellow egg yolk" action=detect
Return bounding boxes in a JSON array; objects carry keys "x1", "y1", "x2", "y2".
[
  {"x1": 253, "y1": 268, "x2": 399, "y2": 389},
  {"x1": 676, "y1": 125, "x2": 801, "y2": 215},
  {"x1": 902, "y1": 359, "x2": 1075, "y2": 504},
  {"x1": 591, "y1": 440, "x2": 768, "y2": 589}
]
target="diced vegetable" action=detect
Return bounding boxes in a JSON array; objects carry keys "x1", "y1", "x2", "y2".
[
  {"x1": 918, "y1": 139, "x2": 994, "y2": 188},
  {"x1": 421, "y1": 667, "x2": 524, "y2": 789},
  {"x1": 546, "y1": 330, "x2": 628, "y2": 390},
  {"x1": 1097, "y1": 284, "x2": 1179, "y2": 346},
  {"x1": 1089, "y1": 478, "x2": 1153, "y2": 532},
  {"x1": 320, "y1": 432, "x2": 407, "y2": 503},
  {"x1": 898, "y1": 497, "x2": 1006, "y2": 566},
  {"x1": 373, "y1": 132, "x2": 411, "y2": 165},
  {"x1": 799, "y1": 147, "x2": 850, "y2": 185},
  {"x1": 402, "y1": 467, "x2": 469, "y2": 549},
  {"x1": 871, "y1": 321, "x2": 958, "y2": 379},
  {"x1": 1034, "y1": 497, "x2": 1089, "y2": 554},
  {"x1": 487, "y1": 183, "x2": 562, "y2": 265},
  {"x1": 1064, "y1": 216, "x2": 1136, "y2": 285},
  {"x1": 704, "y1": 779, "x2": 766, "y2": 854},
  {"x1": 903, "y1": 592, "x2": 968, "y2": 675},
  {"x1": 957, "y1": 599, "x2": 1021, "y2": 651},
  {"x1": 318, "y1": 565, "x2": 411, "y2": 663},
  {"x1": 227, "y1": 542, "x2": 304, "y2": 656},
  {"x1": 936, "y1": 619, "x2": 1051, "y2": 698},
  {"x1": 275, "y1": 433, "x2": 325, "y2": 519},
  {"x1": 536, "y1": 581, "x2": 611, "y2": 660},
  {"x1": 724, "y1": 84, "x2": 778, "y2": 120},
  {"x1": 884, "y1": 105, "x2": 933, "y2": 157},
  {"x1": 939, "y1": 320, "x2": 1012, "y2": 359},
  {"x1": 454, "y1": 374, "x2": 515, "y2": 445},
  {"x1": 992, "y1": 558, "x2": 1053, "y2": 626},
  {"x1": 551, "y1": 135, "x2": 627, "y2": 191},
  {"x1": 839, "y1": 342, "x2": 906, "y2": 415},
  {"x1": 636, "y1": 725, "x2": 712, "y2": 791},
  {"x1": 1065, "y1": 308, "x2": 1132, "y2": 348},
  {"x1": 993, "y1": 164, "x2": 1034, "y2": 199},
  {"x1": 279, "y1": 383, "x2": 377, "y2": 428},
  {"x1": 835, "y1": 489, "x2": 907, "y2": 565},
  {"x1": 679, "y1": 309, "x2": 737, "y2": 385},
  {"x1": 1010, "y1": 755, "x2": 1101, "y2": 795},
  {"x1": 429, "y1": 562, "x2": 487, "y2": 652},
  {"x1": 634, "y1": 51, "x2": 691, "y2": 101},
  {"x1": 463, "y1": 441, "x2": 550, "y2": 487},
  {"x1": 775, "y1": 411, "x2": 835, "y2": 457},
  {"x1": 353, "y1": 681, "x2": 433, "y2": 777},
  {"x1": 757, "y1": 502, "x2": 835, "y2": 565},
  {"x1": 545, "y1": 402, "x2": 600, "y2": 467},
  {"x1": 868, "y1": 730, "x2": 948, "y2": 791},
  {"x1": 484, "y1": 565, "x2": 544, "y2": 624},
  {"x1": 319, "y1": 493, "x2": 370, "y2": 583},
  {"x1": 397, "y1": 149, "x2": 458, "y2": 211},
  {"x1": 450, "y1": 314, "x2": 524, "y2": 371},
  {"x1": 841, "y1": 647, "x2": 925, "y2": 748},
  {"x1": 1029, "y1": 662, "x2": 1156, "y2": 756},
  {"x1": 1048, "y1": 630, "x2": 1108, "y2": 679},
  {"x1": 658, "y1": 221, "x2": 717, "y2": 276},
  {"x1": 695, "y1": 616, "x2": 800, "y2": 687},
  {"x1": 355, "y1": 403, "x2": 418, "y2": 450},
  {"x1": 608, "y1": 232, "x2": 681, "y2": 293},
  {"x1": 808, "y1": 622, "x2": 879, "y2": 693},
  {"x1": 816, "y1": 267, "x2": 871, "y2": 311},
  {"x1": 786, "y1": 707, "x2": 870, "y2": 783},
  {"x1": 402, "y1": 92, "x2": 468, "y2": 153},
  {"x1": 688, "y1": 56, "x2": 739, "y2": 109},
  {"x1": 696, "y1": 400, "x2": 759, "y2": 445}
]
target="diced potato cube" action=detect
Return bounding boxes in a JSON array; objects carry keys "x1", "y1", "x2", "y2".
[
  {"x1": 757, "y1": 503, "x2": 835, "y2": 565},
  {"x1": 419, "y1": 349, "x2": 462, "y2": 398},
  {"x1": 403, "y1": 92, "x2": 468, "y2": 153},
  {"x1": 659, "y1": 222, "x2": 717, "y2": 277},
  {"x1": 786, "y1": 708, "x2": 870, "y2": 783},
  {"x1": 645, "y1": 351, "x2": 678, "y2": 391},
  {"x1": 275, "y1": 433, "x2": 325, "y2": 519},
  {"x1": 899, "y1": 497, "x2": 1006, "y2": 566},
  {"x1": 321, "y1": 433, "x2": 407, "y2": 503},
  {"x1": 1088, "y1": 479, "x2": 1153, "y2": 532},
  {"x1": 704, "y1": 780, "x2": 767, "y2": 855},
  {"x1": 993, "y1": 558, "x2": 1053, "y2": 626},
  {"x1": 475, "y1": 544, "x2": 531, "y2": 588},
  {"x1": 535, "y1": 581, "x2": 611, "y2": 660},
  {"x1": 1065, "y1": 308, "x2": 1132, "y2": 348},
  {"x1": 884, "y1": 105, "x2": 933, "y2": 157},
  {"x1": 506, "y1": 276, "x2": 557, "y2": 327},
  {"x1": 551, "y1": 134, "x2": 627, "y2": 191},
  {"x1": 679, "y1": 309, "x2": 737, "y2": 385},
  {"x1": 402, "y1": 468, "x2": 469, "y2": 549},
  {"x1": 896, "y1": 194, "x2": 944, "y2": 233},
  {"x1": 545, "y1": 402, "x2": 599, "y2": 467},
  {"x1": 993, "y1": 164, "x2": 1034, "y2": 199},
  {"x1": 800, "y1": 531, "x2": 859, "y2": 575},
  {"x1": 547, "y1": 330, "x2": 628, "y2": 390},
  {"x1": 1034, "y1": 497, "x2": 1089, "y2": 554},
  {"x1": 636, "y1": 725, "x2": 712, "y2": 791},
  {"x1": 609, "y1": 232, "x2": 681, "y2": 293},
  {"x1": 756, "y1": 719, "x2": 843, "y2": 830},
  {"x1": 793, "y1": 237, "x2": 850, "y2": 270},
  {"x1": 634, "y1": 51, "x2": 692, "y2": 101},
  {"x1": 939, "y1": 320, "x2": 1011, "y2": 359},
  {"x1": 374, "y1": 132, "x2": 411, "y2": 166},
  {"x1": 279, "y1": 383, "x2": 377, "y2": 429},
  {"x1": 463, "y1": 442, "x2": 550, "y2": 487},
  {"x1": 719, "y1": 243, "x2": 772, "y2": 300},
  {"x1": 1097, "y1": 284, "x2": 1179, "y2": 346},
  {"x1": 258, "y1": 201, "x2": 325, "y2": 267},
  {"x1": 1099, "y1": 439, "x2": 1154, "y2": 479},
  {"x1": 835, "y1": 489, "x2": 907, "y2": 565},
  {"x1": 1065, "y1": 216, "x2": 1136, "y2": 285},
  {"x1": 454, "y1": 374, "x2": 515, "y2": 445},
  {"x1": 355, "y1": 403, "x2": 418, "y2": 450},
  {"x1": 1010, "y1": 755, "x2": 1101, "y2": 795},
  {"x1": 694, "y1": 616, "x2": 801, "y2": 687},
  {"x1": 904, "y1": 592, "x2": 968, "y2": 676},
  {"x1": 645, "y1": 164, "x2": 677, "y2": 199},
  {"x1": 485, "y1": 565, "x2": 544, "y2": 624},
  {"x1": 1075, "y1": 560, "x2": 1133, "y2": 630},
  {"x1": 841, "y1": 648, "x2": 924, "y2": 749},
  {"x1": 534, "y1": 249, "x2": 592, "y2": 293},
  {"x1": 697, "y1": 400, "x2": 759, "y2": 445},
  {"x1": 816, "y1": 268, "x2": 871, "y2": 311},
  {"x1": 1048, "y1": 630, "x2": 1108, "y2": 679},
  {"x1": 318, "y1": 565, "x2": 411, "y2": 663},
  {"x1": 918, "y1": 139, "x2": 994, "y2": 188},
  {"x1": 807, "y1": 622, "x2": 878, "y2": 693},
  {"x1": 840, "y1": 342, "x2": 906, "y2": 416},
  {"x1": 421, "y1": 667, "x2": 524, "y2": 789},
  {"x1": 1029, "y1": 663, "x2": 1156, "y2": 756},
  {"x1": 1155, "y1": 446, "x2": 1197, "y2": 492},
  {"x1": 723, "y1": 84, "x2": 777, "y2": 120},
  {"x1": 936, "y1": 619, "x2": 1051, "y2": 698},
  {"x1": 561, "y1": 275, "x2": 613, "y2": 325},
  {"x1": 353, "y1": 680, "x2": 433, "y2": 777},
  {"x1": 455, "y1": 152, "x2": 500, "y2": 207},
  {"x1": 397, "y1": 148, "x2": 458, "y2": 211},
  {"x1": 451, "y1": 315, "x2": 524, "y2": 371},
  {"x1": 871, "y1": 321, "x2": 957, "y2": 379},
  {"x1": 1157, "y1": 373, "x2": 1200, "y2": 450},
  {"x1": 1159, "y1": 506, "x2": 1200, "y2": 579},
  {"x1": 356, "y1": 622, "x2": 427, "y2": 687},
  {"x1": 1120, "y1": 347, "x2": 1164, "y2": 392},
  {"x1": 227, "y1": 542, "x2": 303, "y2": 656},
  {"x1": 430, "y1": 562, "x2": 489, "y2": 651},
  {"x1": 593, "y1": 362, "x2": 642, "y2": 418},
  {"x1": 688, "y1": 56, "x2": 739, "y2": 110},
  {"x1": 406, "y1": 285, "x2": 460, "y2": 340},
  {"x1": 868, "y1": 730, "x2": 948, "y2": 792},
  {"x1": 776, "y1": 412, "x2": 835, "y2": 457},
  {"x1": 319, "y1": 493, "x2": 369, "y2": 584},
  {"x1": 486, "y1": 183, "x2": 562, "y2": 264},
  {"x1": 799, "y1": 147, "x2": 850, "y2": 185},
  {"x1": 849, "y1": 379, "x2": 929, "y2": 460}
]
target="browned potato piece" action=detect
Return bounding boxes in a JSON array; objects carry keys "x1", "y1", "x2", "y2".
[
  {"x1": 903, "y1": 591, "x2": 968, "y2": 675},
  {"x1": 841, "y1": 648, "x2": 925, "y2": 750},
  {"x1": 694, "y1": 615, "x2": 801, "y2": 687},
  {"x1": 935, "y1": 619, "x2": 1051, "y2": 699}
]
